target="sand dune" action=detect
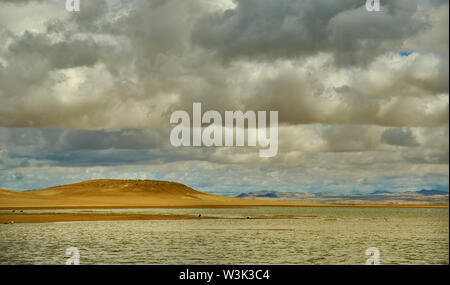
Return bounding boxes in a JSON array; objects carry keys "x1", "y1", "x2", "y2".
[{"x1": 0, "y1": 179, "x2": 294, "y2": 209}]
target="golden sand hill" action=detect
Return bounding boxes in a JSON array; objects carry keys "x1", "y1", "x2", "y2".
[{"x1": 0, "y1": 179, "x2": 291, "y2": 209}]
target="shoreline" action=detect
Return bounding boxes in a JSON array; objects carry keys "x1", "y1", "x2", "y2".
[
  {"x1": 1, "y1": 204, "x2": 448, "y2": 224},
  {"x1": 0, "y1": 203, "x2": 448, "y2": 211},
  {"x1": 0, "y1": 213, "x2": 218, "y2": 224}
]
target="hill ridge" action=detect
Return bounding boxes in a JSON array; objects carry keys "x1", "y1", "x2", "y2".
[{"x1": 0, "y1": 179, "x2": 289, "y2": 209}]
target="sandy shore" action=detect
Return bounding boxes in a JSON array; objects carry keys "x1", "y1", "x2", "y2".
[
  {"x1": 0, "y1": 213, "x2": 217, "y2": 224},
  {"x1": 1, "y1": 203, "x2": 447, "y2": 224},
  {"x1": 0, "y1": 203, "x2": 447, "y2": 211}
]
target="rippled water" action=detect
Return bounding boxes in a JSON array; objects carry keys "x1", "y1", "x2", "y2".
[{"x1": 0, "y1": 207, "x2": 448, "y2": 264}]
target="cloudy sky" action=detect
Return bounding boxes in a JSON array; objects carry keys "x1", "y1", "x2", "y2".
[{"x1": 0, "y1": 0, "x2": 448, "y2": 194}]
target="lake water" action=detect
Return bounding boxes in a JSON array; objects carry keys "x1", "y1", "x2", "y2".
[{"x1": 0, "y1": 207, "x2": 448, "y2": 264}]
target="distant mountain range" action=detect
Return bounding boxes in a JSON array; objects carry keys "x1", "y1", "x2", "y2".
[
  {"x1": 233, "y1": 189, "x2": 449, "y2": 205},
  {"x1": 414, "y1": 189, "x2": 449, "y2": 196},
  {"x1": 370, "y1": 189, "x2": 448, "y2": 196}
]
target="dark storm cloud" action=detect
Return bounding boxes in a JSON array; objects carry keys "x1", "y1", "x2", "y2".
[
  {"x1": 0, "y1": 127, "x2": 233, "y2": 168},
  {"x1": 0, "y1": 127, "x2": 173, "y2": 168},
  {"x1": 57, "y1": 128, "x2": 170, "y2": 151},
  {"x1": 8, "y1": 31, "x2": 101, "y2": 69},
  {"x1": 2, "y1": 128, "x2": 168, "y2": 152},
  {"x1": 192, "y1": 0, "x2": 429, "y2": 65},
  {"x1": 381, "y1": 128, "x2": 420, "y2": 147}
]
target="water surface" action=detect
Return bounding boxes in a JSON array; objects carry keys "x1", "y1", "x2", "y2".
[{"x1": 0, "y1": 207, "x2": 448, "y2": 264}]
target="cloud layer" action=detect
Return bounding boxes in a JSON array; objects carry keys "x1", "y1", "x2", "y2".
[{"x1": 0, "y1": 0, "x2": 448, "y2": 193}]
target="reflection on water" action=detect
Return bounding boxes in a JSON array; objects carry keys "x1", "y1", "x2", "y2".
[{"x1": 0, "y1": 207, "x2": 448, "y2": 264}]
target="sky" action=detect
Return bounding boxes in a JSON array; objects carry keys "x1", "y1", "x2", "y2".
[{"x1": 0, "y1": 0, "x2": 448, "y2": 194}]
